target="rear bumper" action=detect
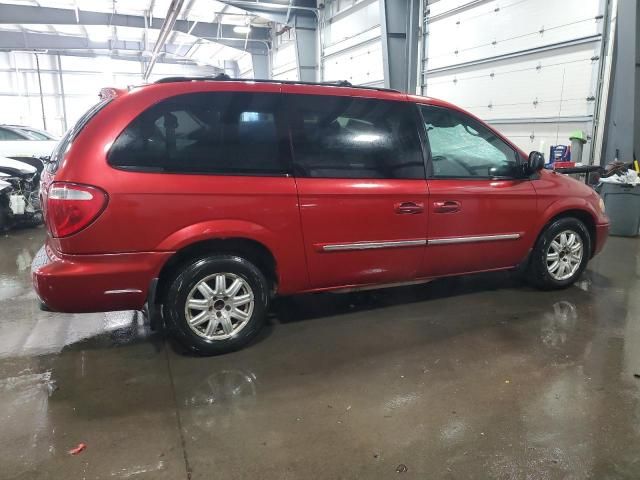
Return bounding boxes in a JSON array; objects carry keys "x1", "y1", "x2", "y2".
[
  {"x1": 31, "y1": 242, "x2": 172, "y2": 313},
  {"x1": 593, "y1": 222, "x2": 610, "y2": 257}
]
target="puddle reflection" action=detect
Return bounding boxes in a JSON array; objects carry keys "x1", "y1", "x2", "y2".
[
  {"x1": 540, "y1": 300, "x2": 578, "y2": 348},
  {"x1": 185, "y1": 369, "x2": 258, "y2": 408}
]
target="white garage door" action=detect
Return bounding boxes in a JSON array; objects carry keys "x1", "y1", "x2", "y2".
[
  {"x1": 422, "y1": 0, "x2": 605, "y2": 163},
  {"x1": 321, "y1": 0, "x2": 385, "y2": 87}
]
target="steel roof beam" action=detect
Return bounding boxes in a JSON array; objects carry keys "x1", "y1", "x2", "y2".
[
  {"x1": 0, "y1": 30, "x2": 222, "y2": 69},
  {"x1": 144, "y1": 0, "x2": 185, "y2": 79},
  {"x1": 0, "y1": 4, "x2": 270, "y2": 42},
  {"x1": 216, "y1": 0, "x2": 316, "y2": 28},
  {"x1": 0, "y1": 30, "x2": 181, "y2": 56}
]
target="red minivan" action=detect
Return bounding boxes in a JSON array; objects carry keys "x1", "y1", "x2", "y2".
[{"x1": 32, "y1": 76, "x2": 610, "y2": 355}]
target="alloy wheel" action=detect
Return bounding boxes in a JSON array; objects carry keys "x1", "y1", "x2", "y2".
[
  {"x1": 184, "y1": 273, "x2": 254, "y2": 340},
  {"x1": 546, "y1": 230, "x2": 583, "y2": 281}
]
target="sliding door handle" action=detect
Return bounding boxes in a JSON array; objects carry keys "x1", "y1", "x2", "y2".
[
  {"x1": 433, "y1": 200, "x2": 461, "y2": 213},
  {"x1": 395, "y1": 202, "x2": 424, "y2": 214}
]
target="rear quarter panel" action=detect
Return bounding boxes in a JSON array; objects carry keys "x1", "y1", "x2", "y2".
[{"x1": 49, "y1": 82, "x2": 309, "y2": 294}]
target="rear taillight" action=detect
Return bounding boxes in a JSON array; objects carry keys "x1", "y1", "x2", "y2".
[{"x1": 47, "y1": 182, "x2": 108, "y2": 238}]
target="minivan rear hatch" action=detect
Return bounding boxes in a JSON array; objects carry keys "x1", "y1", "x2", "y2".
[{"x1": 40, "y1": 88, "x2": 121, "y2": 229}]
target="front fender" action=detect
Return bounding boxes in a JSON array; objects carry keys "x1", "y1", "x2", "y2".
[{"x1": 534, "y1": 197, "x2": 599, "y2": 244}]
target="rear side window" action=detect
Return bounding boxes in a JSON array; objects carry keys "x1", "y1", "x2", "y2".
[
  {"x1": 108, "y1": 92, "x2": 289, "y2": 175},
  {"x1": 289, "y1": 95, "x2": 425, "y2": 179}
]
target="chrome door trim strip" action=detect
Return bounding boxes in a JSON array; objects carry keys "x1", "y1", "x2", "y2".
[
  {"x1": 322, "y1": 239, "x2": 427, "y2": 252},
  {"x1": 428, "y1": 233, "x2": 521, "y2": 245},
  {"x1": 321, "y1": 234, "x2": 520, "y2": 251},
  {"x1": 104, "y1": 289, "x2": 143, "y2": 295}
]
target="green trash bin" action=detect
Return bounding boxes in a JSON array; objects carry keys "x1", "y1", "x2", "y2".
[{"x1": 599, "y1": 183, "x2": 640, "y2": 237}]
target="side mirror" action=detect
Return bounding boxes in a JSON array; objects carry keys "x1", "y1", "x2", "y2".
[{"x1": 526, "y1": 151, "x2": 545, "y2": 174}]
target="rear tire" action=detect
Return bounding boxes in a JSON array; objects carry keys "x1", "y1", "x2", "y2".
[
  {"x1": 163, "y1": 255, "x2": 269, "y2": 356},
  {"x1": 527, "y1": 217, "x2": 591, "y2": 290}
]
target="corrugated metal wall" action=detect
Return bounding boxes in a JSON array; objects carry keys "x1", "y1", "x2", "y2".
[{"x1": 422, "y1": 0, "x2": 606, "y2": 162}]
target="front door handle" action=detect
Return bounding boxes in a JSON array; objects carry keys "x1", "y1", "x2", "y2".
[
  {"x1": 433, "y1": 200, "x2": 461, "y2": 213},
  {"x1": 395, "y1": 201, "x2": 424, "y2": 214}
]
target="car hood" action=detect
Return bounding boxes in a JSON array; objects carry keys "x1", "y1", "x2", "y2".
[
  {"x1": 0, "y1": 140, "x2": 57, "y2": 158},
  {"x1": 0, "y1": 156, "x2": 37, "y2": 175}
]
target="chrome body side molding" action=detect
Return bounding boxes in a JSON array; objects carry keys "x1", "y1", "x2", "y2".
[
  {"x1": 428, "y1": 233, "x2": 521, "y2": 245},
  {"x1": 322, "y1": 239, "x2": 427, "y2": 252},
  {"x1": 321, "y1": 234, "x2": 521, "y2": 252}
]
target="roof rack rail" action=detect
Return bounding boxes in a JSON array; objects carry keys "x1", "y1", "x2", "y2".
[
  {"x1": 154, "y1": 73, "x2": 232, "y2": 84},
  {"x1": 153, "y1": 75, "x2": 401, "y2": 93}
]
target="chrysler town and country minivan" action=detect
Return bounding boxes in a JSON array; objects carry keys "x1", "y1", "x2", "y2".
[{"x1": 32, "y1": 76, "x2": 610, "y2": 355}]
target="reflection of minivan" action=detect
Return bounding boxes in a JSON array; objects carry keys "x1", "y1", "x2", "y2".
[{"x1": 32, "y1": 77, "x2": 609, "y2": 355}]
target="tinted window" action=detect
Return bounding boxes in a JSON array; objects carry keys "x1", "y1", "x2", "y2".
[
  {"x1": 289, "y1": 95, "x2": 424, "y2": 179},
  {"x1": 0, "y1": 127, "x2": 27, "y2": 141},
  {"x1": 418, "y1": 105, "x2": 518, "y2": 178},
  {"x1": 109, "y1": 92, "x2": 288, "y2": 175},
  {"x1": 47, "y1": 98, "x2": 111, "y2": 173}
]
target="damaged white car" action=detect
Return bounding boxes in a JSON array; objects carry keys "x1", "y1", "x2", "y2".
[{"x1": 0, "y1": 156, "x2": 42, "y2": 231}]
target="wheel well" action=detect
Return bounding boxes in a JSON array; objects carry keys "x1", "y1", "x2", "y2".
[
  {"x1": 155, "y1": 238, "x2": 278, "y2": 304},
  {"x1": 543, "y1": 209, "x2": 597, "y2": 257}
]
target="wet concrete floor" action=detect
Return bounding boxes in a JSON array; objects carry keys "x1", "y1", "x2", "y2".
[{"x1": 0, "y1": 227, "x2": 639, "y2": 479}]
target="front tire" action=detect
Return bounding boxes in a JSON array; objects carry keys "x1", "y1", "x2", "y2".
[
  {"x1": 163, "y1": 255, "x2": 269, "y2": 355},
  {"x1": 528, "y1": 217, "x2": 591, "y2": 290}
]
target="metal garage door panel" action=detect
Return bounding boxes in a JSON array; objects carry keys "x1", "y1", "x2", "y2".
[
  {"x1": 323, "y1": 0, "x2": 380, "y2": 47},
  {"x1": 425, "y1": 42, "x2": 599, "y2": 120},
  {"x1": 427, "y1": 0, "x2": 602, "y2": 70},
  {"x1": 422, "y1": 0, "x2": 605, "y2": 164},
  {"x1": 323, "y1": 40, "x2": 384, "y2": 85},
  {"x1": 491, "y1": 121, "x2": 592, "y2": 159},
  {"x1": 321, "y1": 0, "x2": 382, "y2": 85},
  {"x1": 323, "y1": 25, "x2": 381, "y2": 58},
  {"x1": 429, "y1": 0, "x2": 477, "y2": 16},
  {"x1": 0, "y1": 71, "x2": 14, "y2": 92},
  {"x1": 273, "y1": 43, "x2": 298, "y2": 81},
  {"x1": 0, "y1": 96, "x2": 28, "y2": 126}
]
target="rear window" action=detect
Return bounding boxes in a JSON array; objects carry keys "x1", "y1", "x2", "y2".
[
  {"x1": 108, "y1": 92, "x2": 289, "y2": 176},
  {"x1": 47, "y1": 98, "x2": 111, "y2": 173}
]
